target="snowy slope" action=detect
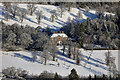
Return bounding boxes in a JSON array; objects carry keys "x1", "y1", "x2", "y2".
[
  {"x1": 0, "y1": 3, "x2": 98, "y2": 31},
  {"x1": 2, "y1": 48, "x2": 119, "y2": 77},
  {"x1": 0, "y1": 51, "x2": 2, "y2": 79}
]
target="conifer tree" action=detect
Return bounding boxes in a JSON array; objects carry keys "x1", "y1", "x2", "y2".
[
  {"x1": 54, "y1": 72, "x2": 60, "y2": 80},
  {"x1": 69, "y1": 68, "x2": 80, "y2": 80},
  {"x1": 76, "y1": 21, "x2": 85, "y2": 48}
]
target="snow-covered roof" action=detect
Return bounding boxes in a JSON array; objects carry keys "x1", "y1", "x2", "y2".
[{"x1": 50, "y1": 33, "x2": 68, "y2": 38}]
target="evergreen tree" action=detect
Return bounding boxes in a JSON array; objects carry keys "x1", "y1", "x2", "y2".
[
  {"x1": 69, "y1": 68, "x2": 80, "y2": 80},
  {"x1": 88, "y1": 75, "x2": 92, "y2": 80},
  {"x1": 54, "y1": 72, "x2": 60, "y2": 80},
  {"x1": 86, "y1": 17, "x2": 91, "y2": 35},
  {"x1": 76, "y1": 21, "x2": 85, "y2": 48},
  {"x1": 102, "y1": 74, "x2": 107, "y2": 80},
  {"x1": 44, "y1": 26, "x2": 52, "y2": 36},
  {"x1": 94, "y1": 75, "x2": 97, "y2": 80}
]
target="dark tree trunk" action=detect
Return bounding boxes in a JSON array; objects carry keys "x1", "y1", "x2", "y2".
[{"x1": 44, "y1": 58, "x2": 47, "y2": 65}]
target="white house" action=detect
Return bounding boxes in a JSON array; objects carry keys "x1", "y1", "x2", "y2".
[{"x1": 50, "y1": 31, "x2": 68, "y2": 45}]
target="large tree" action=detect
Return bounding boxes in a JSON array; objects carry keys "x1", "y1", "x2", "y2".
[
  {"x1": 42, "y1": 41, "x2": 51, "y2": 65},
  {"x1": 36, "y1": 10, "x2": 43, "y2": 24},
  {"x1": 59, "y1": 4, "x2": 65, "y2": 18},
  {"x1": 18, "y1": 8, "x2": 27, "y2": 23},
  {"x1": 20, "y1": 33, "x2": 33, "y2": 49},
  {"x1": 27, "y1": 4, "x2": 37, "y2": 16},
  {"x1": 10, "y1": 3, "x2": 18, "y2": 18},
  {"x1": 49, "y1": 40, "x2": 58, "y2": 61},
  {"x1": 76, "y1": 21, "x2": 85, "y2": 48},
  {"x1": 50, "y1": 10, "x2": 57, "y2": 22},
  {"x1": 69, "y1": 68, "x2": 80, "y2": 80}
]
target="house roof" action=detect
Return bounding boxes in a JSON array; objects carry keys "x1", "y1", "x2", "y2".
[{"x1": 50, "y1": 33, "x2": 68, "y2": 38}]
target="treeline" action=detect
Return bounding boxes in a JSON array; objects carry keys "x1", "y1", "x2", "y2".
[
  {"x1": 2, "y1": 67, "x2": 120, "y2": 80},
  {"x1": 1, "y1": 21, "x2": 53, "y2": 51},
  {"x1": 34, "y1": 2, "x2": 120, "y2": 14},
  {"x1": 20, "y1": 2, "x2": 120, "y2": 13},
  {"x1": 61, "y1": 10, "x2": 120, "y2": 49}
]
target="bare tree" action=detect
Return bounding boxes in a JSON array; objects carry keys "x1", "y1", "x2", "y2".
[
  {"x1": 110, "y1": 57, "x2": 117, "y2": 78},
  {"x1": 105, "y1": 51, "x2": 117, "y2": 77},
  {"x1": 36, "y1": 10, "x2": 43, "y2": 24},
  {"x1": 27, "y1": 4, "x2": 37, "y2": 16},
  {"x1": 10, "y1": 3, "x2": 18, "y2": 18},
  {"x1": 18, "y1": 8, "x2": 27, "y2": 23},
  {"x1": 31, "y1": 51, "x2": 37, "y2": 62},
  {"x1": 67, "y1": 17, "x2": 71, "y2": 23},
  {"x1": 42, "y1": 41, "x2": 51, "y2": 65},
  {"x1": 77, "y1": 11, "x2": 82, "y2": 19},
  {"x1": 65, "y1": 2, "x2": 72, "y2": 12},
  {"x1": 2, "y1": 2, "x2": 11, "y2": 11},
  {"x1": 50, "y1": 10, "x2": 57, "y2": 22},
  {"x1": 4, "y1": 11, "x2": 10, "y2": 21},
  {"x1": 49, "y1": 40, "x2": 58, "y2": 61},
  {"x1": 85, "y1": 6, "x2": 89, "y2": 13},
  {"x1": 3, "y1": 2, "x2": 11, "y2": 20},
  {"x1": 76, "y1": 48, "x2": 83, "y2": 65},
  {"x1": 68, "y1": 38, "x2": 72, "y2": 58},
  {"x1": 62, "y1": 40, "x2": 67, "y2": 54},
  {"x1": 71, "y1": 42, "x2": 77, "y2": 60},
  {"x1": 105, "y1": 51, "x2": 112, "y2": 76},
  {"x1": 59, "y1": 4, "x2": 65, "y2": 18}
]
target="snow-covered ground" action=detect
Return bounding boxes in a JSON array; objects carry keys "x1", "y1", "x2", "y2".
[
  {"x1": 0, "y1": 3, "x2": 99, "y2": 31},
  {"x1": 0, "y1": 3, "x2": 117, "y2": 77},
  {"x1": 0, "y1": 51, "x2": 2, "y2": 79},
  {"x1": 0, "y1": 3, "x2": 115, "y2": 31},
  {"x1": 1, "y1": 47, "x2": 119, "y2": 77}
]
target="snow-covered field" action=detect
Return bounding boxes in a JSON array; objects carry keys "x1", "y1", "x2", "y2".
[
  {"x1": 1, "y1": 47, "x2": 119, "y2": 77},
  {"x1": 0, "y1": 3, "x2": 99, "y2": 31},
  {"x1": 0, "y1": 3, "x2": 118, "y2": 77},
  {"x1": 0, "y1": 51, "x2": 1, "y2": 71}
]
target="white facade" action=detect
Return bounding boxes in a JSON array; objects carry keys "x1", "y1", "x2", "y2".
[{"x1": 50, "y1": 33, "x2": 68, "y2": 38}]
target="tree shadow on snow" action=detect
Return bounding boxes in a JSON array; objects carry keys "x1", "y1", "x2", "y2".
[
  {"x1": 77, "y1": 8, "x2": 99, "y2": 20},
  {"x1": 70, "y1": 13, "x2": 87, "y2": 24},
  {"x1": 25, "y1": 17, "x2": 38, "y2": 24},
  {"x1": 81, "y1": 58, "x2": 109, "y2": 71},
  {"x1": 13, "y1": 53, "x2": 42, "y2": 64},
  {"x1": 0, "y1": 11, "x2": 19, "y2": 22},
  {"x1": 41, "y1": 7, "x2": 51, "y2": 13},
  {"x1": 83, "y1": 65, "x2": 103, "y2": 76},
  {"x1": 57, "y1": 51, "x2": 109, "y2": 71}
]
